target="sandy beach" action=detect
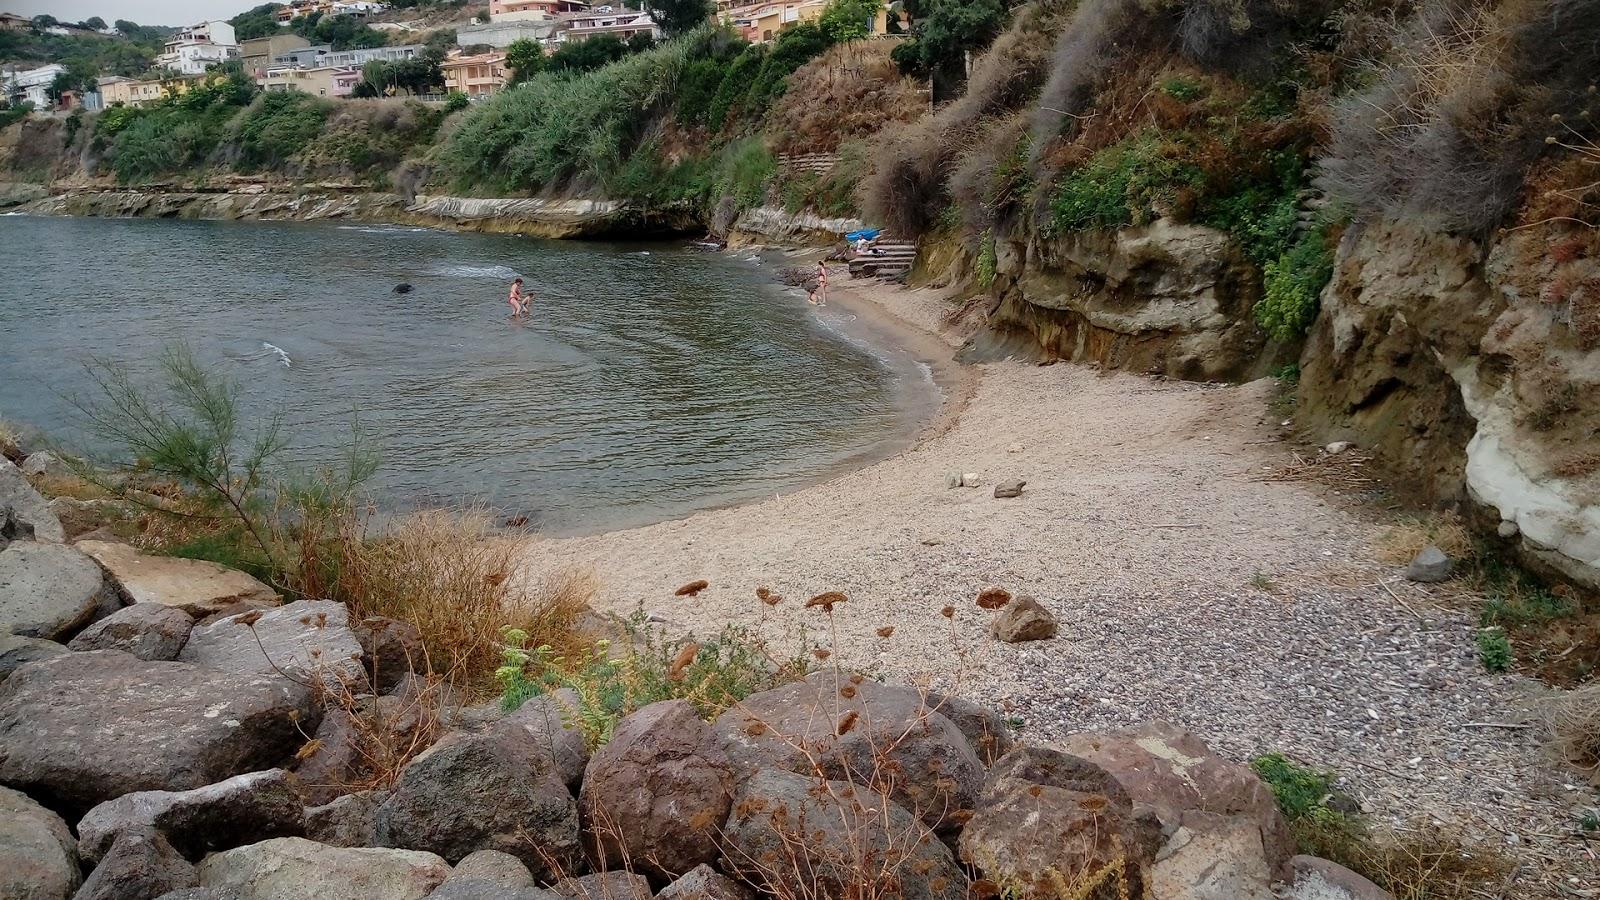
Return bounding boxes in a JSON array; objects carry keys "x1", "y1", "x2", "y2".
[{"x1": 521, "y1": 269, "x2": 1586, "y2": 882}]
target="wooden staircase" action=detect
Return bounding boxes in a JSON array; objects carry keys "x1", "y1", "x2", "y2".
[{"x1": 847, "y1": 239, "x2": 918, "y2": 281}]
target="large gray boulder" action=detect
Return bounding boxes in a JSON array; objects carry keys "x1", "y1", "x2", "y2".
[
  {"x1": 75, "y1": 828, "x2": 198, "y2": 900},
  {"x1": 0, "y1": 785, "x2": 80, "y2": 900},
  {"x1": 442, "y1": 849, "x2": 535, "y2": 889},
  {"x1": 304, "y1": 789, "x2": 390, "y2": 849},
  {"x1": 654, "y1": 864, "x2": 754, "y2": 900},
  {"x1": 195, "y1": 837, "x2": 450, "y2": 900},
  {"x1": 0, "y1": 631, "x2": 65, "y2": 682},
  {"x1": 579, "y1": 700, "x2": 732, "y2": 881},
  {"x1": 0, "y1": 651, "x2": 317, "y2": 816},
  {"x1": 492, "y1": 688, "x2": 587, "y2": 788},
  {"x1": 720, "y1": 768, "x2": 967, "y2": 900},
  {"x1": 68, "y1": 602, "x2": 194, "y2": 660},
  {"x1": 0, "y1": 457, "x2": 64, "y2": 542},
  {"x1": 957, "y1": 747, "x2": 1162, "y2": 897},
  {"x1": 179, "y1": 598, "x2": 366, "y2": 691},
  {"x1": 1285, "y1": 855, "x2": 1393, "y2": 900},
  {"x1": 714, "y1": 671, "x2": 985, "y2": 838},
  {"x1": 548, "y1": 873, "x2": 653, "y2": 900},
  {"x1": 77, "y1": 768, "x2": 305, "y2": 864},
  {"x1": 375, "y1": 729, "x2": 581, "y2": 881},
  {"x1": 0, "y1": 541, "x2": 115, "y2": 639},
  {"x1": 291, "y1": 708, "x2": 367, "y2": 805},
  {"x1": 1151, "y1": 812, "x2": 1276, "y2": 900},
  {"x1": 353, "y1": 615, "x2": 426, "y2": 694},
  {"x1": 76, "y1": 540, "x2": 279, "y2": 618},
  {"x1": 1060, "y1": 721, "x2": 1294, "y2": 872}
]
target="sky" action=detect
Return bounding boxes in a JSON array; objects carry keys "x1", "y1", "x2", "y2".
[{"x1": 10, "y1": 1, "x2": 256, "y2": 26}]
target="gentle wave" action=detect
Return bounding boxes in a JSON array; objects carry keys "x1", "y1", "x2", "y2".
[{"x1": 425, "y1": 263, "x2": 522, "y2": 279}]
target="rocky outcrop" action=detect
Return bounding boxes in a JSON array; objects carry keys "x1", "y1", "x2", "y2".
[
  {"x1": 579, "y1": 699, "x2": 733, "y2": 882},
  {"x1": 76, "y1": 540, "x2": 280, "y2": 617},
  {"x1": 77, "y1": 768, "x2": 305, "y2": 864},
  {"x1": 0, "y1": 651, "x2": 317, "y2": 816},
  {"x1": 179, "y1": 598, "x2": 366, "y2": 690},
  {"x1": 1299, "y1": 217, "x2": 1600, "y2": 589},
  {"x1": 194, "y1": 837, "x2": 451, "y2": 900},
  {"x1": 304, "y1": 789, "x2": 390, "y2": 848},
  {"x1": 68, "y1": 602, "x2": 195, "y2": 660},
  {"x1": 0, "y1": 457, "x2": 63, "y2": 543},
  {"x1": 727, "y1": 205, "x2": 865, "y2": 246},
  {"x1": 16, "y1": 189, "x2": 704, "y2": 240},
  {"x1": 375, "y1": 729, "x2": 582, "y2": 879},
  {"x1": 492, "y1": 688, "x2": 588, "y2": 789},
  {"x1": 981, "y1": 219, "x2": 1272, "y2": 381},
  {"x1": 656, "y1": 865, "x2": 754, "y2": 900},
  {"x1": 0, "y1": 785, "x2": 80, "y2": 900},
  {"x1": 720, "y1": 767, "x2": 968, "y2": 900},
  {"x1": 0, "y1": 541, "x2": 115, "y2": 639}
]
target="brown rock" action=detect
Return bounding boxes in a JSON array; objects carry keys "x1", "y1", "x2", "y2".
[
  {"x1": 988, "y1": 595, "x2": 1058, "y2": 642},
  {"x1": 304, "y1": 789, "x2": 390, "y2": 848},
  {"x1": 75, "y1": 828, "x2": 198, "y2": 900},
  {"x1": 77, "y1": 540, "x2": 279, "y2": 617},
  {"x1": 578, "y1": 700, "x2": 732, "y2": 882},
  {"x1": 0, "y1": 785, "x2": 80, "y2": 900},
  {"x1": 292, "y1": 708, "x2": 368, "y2": 806},
  {"x1": 353, "y1": 615, "x2": 425, "y2": 694},
  {"x1": 549, "y1": 872, "x2": 653, "y2": 900},
  {"x1": 654, "y1": 864, "x2": 753, "y2": 900}
]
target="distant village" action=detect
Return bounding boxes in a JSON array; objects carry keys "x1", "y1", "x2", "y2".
[{"x1": 1, "y1": 0, "x2": 895, "y2": 111}]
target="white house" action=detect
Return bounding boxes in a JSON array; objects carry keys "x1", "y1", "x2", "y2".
[
  {"x1": 156, "y1": 20, "x2": 241, "y2": 75},
  {"x1": 3, "y1": 63, "x2": 65, "y2": 108},
  {"x1": 554, "y1": 6, "x2": 659, "y2": 43}
]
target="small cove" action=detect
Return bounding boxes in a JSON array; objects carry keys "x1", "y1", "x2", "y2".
[{"x1": 0, "y1": 215, "x2": 938, "y2": 534}]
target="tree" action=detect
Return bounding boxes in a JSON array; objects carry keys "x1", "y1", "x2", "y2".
[
  {"x1": 646, "y1": 0, "x2": 712, "y2": 36},
  {"x1": 548, "y1": 35, "x2": 629, "y2": 72},
  {"x1": 80, "y1": 16, "x2": 107, "y2": 31},
  {"x1": 627, "y1": 31, "x2": 656, "y2": 53},
  {"x1": 505, "y1": 37, "x2": 545, "y2": 84},
  {"x1": 47, "y1": 72, "x2": 76, "y2": 104},
  {"x1": 309, "y1": 14, "x2": 387, "y2": 51},
  {"x1": 818, "y1": 0, "x2": 880, "y2": 43},
  {"x1": 31, "y1": 15, "x2": 59, "y2": 30},
  {"x1": 890, "y1": 0, "x2": 1006, "y2": 98},
  {"x1": 230, "y1": 4, "x2": 287, "y2": 41}
]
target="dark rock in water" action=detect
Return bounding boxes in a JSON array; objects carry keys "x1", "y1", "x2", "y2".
[
  {"x1": 394, "y1": 283, "x2": 414, "y2": 294},
  {"x1": 0, "y1": 651, "x2": 317, "y2": 817},
  {"x1": 76, "y1": 828, "x2": 198, "y2": 900}
]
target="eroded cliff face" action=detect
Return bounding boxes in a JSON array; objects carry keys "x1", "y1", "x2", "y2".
[
  {"x1": 1300, "y1": 218, "x2": 1600, "y2": 590},
  {"x1": 983, "y1": 219, "x2": 1274, "y2": 381}
]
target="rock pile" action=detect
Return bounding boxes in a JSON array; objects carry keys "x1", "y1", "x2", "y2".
[{"x1": 0, "y1": 471, "x2": 1391, "y2": 900}]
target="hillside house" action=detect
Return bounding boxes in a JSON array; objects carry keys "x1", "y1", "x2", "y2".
[
  {"x1": 156, "y1": 20, "x2": 241, "y2": 75},
  {"x1": 442, "y1": 51, "x2": 508, "y2": 99}
]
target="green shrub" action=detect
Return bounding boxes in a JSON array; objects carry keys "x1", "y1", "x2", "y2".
[
  {"x1": 713, "y1": 136, "x2": 775, "y2": 210},
  {"x1": 1477, "y1": 627, "x2": 1512, "y2": 672},
  {"x1": 231, "y1": 91, "x2": 333, "y2": 171},
  {"x1": 1049, "y1": 133, "x2": 1205, "y2": 232},
  {"x1": 1161, "y1": 75, "x2": 1205, "y2": 101},
  {"x1": 740, "y1": 23, "x2": 832, "y2": 122},
  {"x1": 0, "y1": 102, "x2": 32, "y2": 129},
  {"x1": 496, "y1": 618, "x2": 807, "y2": 748},
  {"x1": 676, "y1": 55, "x2": 731, "y2": 128},
  {"x1": 1256, "y1": 227, "x2": 1334, "y2": 342},
  {"x1": 707, "y1": 45, "x2": 765, "y2": 130},
  {"x1": 976, "y1": 228, "x2": 997, "y2": 289},
  {"x1": 1252, "y1": 752, "x2": 1336, "y2": 821},
  {"x1": 445, "y1": 91, "x2": 470, "y2": 113}
]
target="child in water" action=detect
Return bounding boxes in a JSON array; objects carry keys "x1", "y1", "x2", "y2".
[{"x1": 508, "y1": 277, "x2": 528, "y2": 318}]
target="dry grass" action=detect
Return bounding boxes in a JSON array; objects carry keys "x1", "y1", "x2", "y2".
[
  {"x1": 27, "y1": 471, "x2": 112, "y2": 502},
  {"x1": 1253, "y1": 447, "x2": 1382, "y2": 491},
  {"x1": 767, "y1": 41, "x2": 926, "y2": 156},
  {"x1": 1543, "y1": 681, "x2": 1600, "y2": 782},
  {"x1": 334, "y1": 509, "x2": 597, "y2": 695},
  {"x1": 1374, "y1": 512, "x2": 1476, "y2": 566},
  {"x1": 0, "y1": 419, "x2": 22, "y2": 464},
  {"x1": 1344, "y1": 822, "x2": 1515, "y2": 900}
]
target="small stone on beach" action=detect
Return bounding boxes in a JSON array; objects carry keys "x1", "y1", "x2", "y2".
[
  {"x1": 1404, "y1": 545, "x2": 1452, "y2": 583},
  {"x1": 993, "y1": 479, "x2": 1025, "y2": 498}
]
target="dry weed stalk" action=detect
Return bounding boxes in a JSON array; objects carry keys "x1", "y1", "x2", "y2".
[
  {"x1": 1253, "y1": 447, "x2": 1379, "y2": 490},
  {"x1": 1542, "y1": 681, "x2": 1600, "y2": 782}
]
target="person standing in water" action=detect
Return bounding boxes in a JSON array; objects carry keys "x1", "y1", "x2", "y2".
[
  {"x1": 815, "y1": 260, "x2": 829, "y2": 306},
  {"x1": 508, "y1": 277, "x2": 528, "y2": 318}
]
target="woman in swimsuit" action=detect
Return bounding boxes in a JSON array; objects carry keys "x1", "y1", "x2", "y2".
[{"x1": 508, "y1": 277, "x2": 527, "y2": 318}]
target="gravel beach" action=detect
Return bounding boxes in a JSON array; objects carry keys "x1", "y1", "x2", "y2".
[{"x1": 521, "y1": 271, "x2": 1595, "y2": 893}]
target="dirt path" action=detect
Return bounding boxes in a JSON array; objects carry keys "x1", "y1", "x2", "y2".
[{"x1": 520, "y1": 274, "x2": 1586, "y2": 887}]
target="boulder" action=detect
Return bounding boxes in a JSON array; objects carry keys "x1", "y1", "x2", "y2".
[
  {"x1": 1060, "y1": 721, "x2": 1294, "y2": 871},
  {"x1": 428, "y1": 881, "x2": 557, "y2": 900},
  {"x1": 958, "y1": 747, "x2": 1161, "y2": 897},
  {"x1": 47, "y1": 497, "x2": 133, "y2": 540},
  {"x1": 579, "y1": 700, "x2": 732, "y2": 881},
  {"x1": 548, "y1": 873, "x2": 653, "y2": 900},
  {"x1": 0, "y1": 457, "x2": 64, "y2": 542},
  {"x1": 1, "y1": 504, "x2": 37, "y2": 548},
  {"x1": 292, "y1": 708, "x2": 367, "y2": 805},
  {"x1": 492, "y1": 688, "x2": 587, "y2": 788},
  {"x1": 721, "y1": 768, "x2": 967, "y2": 900},
  {"x1": 75, "y1": 829, "x2": 198, "y2": 900},
  {"x1": 353, "y1": 615, "x2": 426, "y2": 694},
  {"x1": 195, "y1": 837, "x2": 450, "y2": 900},
  {"x1": 68, "y1": 602, "x2": 194, "y2": 660},
  {"x1": 655, "y1": 864, "x2": 754, "y2": 900},
  {"x1": 375, "y1": 729, "x2": 581, "y2": 880},
  {"x1": 714, "y1": 671, "x2": 985, "y2": 838},
  {"x1": 304, "y1": 789, "x2": 390, "y2": 848},
  {"x1": 0, "y1": 631, "x2": 65, "y2": 682},
  {"x1": 923, "y1": 690, "x2": 1013, "y2": 766},
  {"x1": 180, "y1": 598, "x2": 366, "y2": 691},
  {"x1": 76, "y1": 540, "x2": 279, "y2": 617},
  {"x1": 1403, "y1": 546, "x2": 1453, "y2": 583},
  {"x1": 992, "y1": 479, "x2": 1025, "y2": 498},
  {"x1": 1285, "y1": 855, "x2": 1393, "y2": 900},
  {"x1": 1150, "y1": 812, "x2": 1275, "y2": 900},
  {"x1": 0, "y1": 651, "x2": 317, "y2": 817},
  {"x1": 0, "y1": 541, "x2": 115, "y2": 639},
  {"x1": 0, "y1": 785, "x2": 80, "y2": 900},
  {"x1": 989, "y1": 594, "x2": 1058, "y2": 643},
  {"x1": 444, "y1": 850, "x2": 535, "y2": 889},
  {"x1": 21, "y1": 451, "x2": 66, "y2": 478},
  {"x1": 77, "y1": 768, "x2": 305, "y2": 864}
]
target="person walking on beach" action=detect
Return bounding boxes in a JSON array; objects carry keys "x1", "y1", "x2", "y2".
[{"x1": 508, "y1": 276, "x2": 528, "y2": 318}]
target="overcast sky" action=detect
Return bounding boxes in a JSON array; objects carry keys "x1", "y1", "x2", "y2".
[{"x1": 11, "y1": 1, "x2": 256, "y2": 26}]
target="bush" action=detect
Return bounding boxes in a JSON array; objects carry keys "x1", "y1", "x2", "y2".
[
  {"x1": 497, "y1": 617, "x2": 807, "y2": 748},
  {"x1": 1477, "y1": 627, "x2": 1512, "y2": 672},
  {"x1": 298, "y1": 100, "x2": 446, "y2": 182},
  {"x1": 706, "y1": 44, "x2": 766, "y2": 130},
  {"x1": 231, "y1": 91, "x2": 333, "y2": 171},
  {"x1": 1544, "y1": 682, "x2": 1600, "y2": 782},
  {"x1": 1255, "y1": 226, "x2": 1334, "y2": 341},
  {"x1": 766, "y1": 40, "x2": 925, "y2": 155},
  {"x1": 1048, "y1": 132, "x2": 1205, "y2": 231}
]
